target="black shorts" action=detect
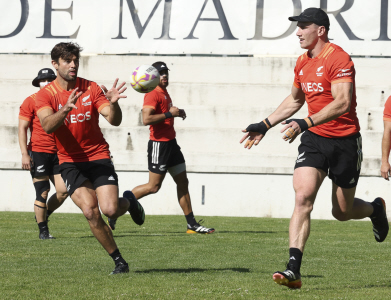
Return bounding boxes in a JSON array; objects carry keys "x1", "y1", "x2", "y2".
[
  {"x1": 29, "y1": 150, "x2": 60, "y2": 178},
  {"x1": 294, "y1": 131, "x2": 363, "y2": 189},
  {"x1": 59, "y1": 159, "x2": 118, "y2": 196},
  {"x1": 148, "y1": 139, "x2": 185, "y2": 174}
]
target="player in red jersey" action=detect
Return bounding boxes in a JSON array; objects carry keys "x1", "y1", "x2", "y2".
[
  {"x1": 18, "y1": 68, "x2": 68, "y2": 240},
  {"x1": 35, "y1": 42, "x2": 145, "y2": 275},
  {"x1": 109, "y1": 61, "x2": 214, "y2": 234},
  {"x1": 381, "y1": 95, "x2": 391, "y2": 179},
  {"x1": 240, "y1": 8, "x2": 388, "y2": 289}
]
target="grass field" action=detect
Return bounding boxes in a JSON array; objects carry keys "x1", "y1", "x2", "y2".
[{"x1": 0, "y1": 212, "x2": 390, "y2": 299}]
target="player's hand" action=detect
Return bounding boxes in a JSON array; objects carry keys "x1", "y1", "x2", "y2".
[
  {"x1": 380, "y1": 162, "x2": 391, "y2": 181},
  {"x1": 21, "y1": 153, "x2": 32, "y2": 170},
  {"x1": 179, "y1": 109, "x2": 187, "y2": 120},
  {"x1": 101, "y1": 78, "x2": 127, "y2": 104},
  {"x1": 169, "y1": 106, "x2": 180, "y2": 117},
  {"x1": 281, "y1": 120, "x2": 301, "y2": 143},
  {"x1": 64, "y1": 88, "x2": 82, "y2": 112},
  {"x1": 240, "y1": 130, "x2": 265, "y2": 149}
]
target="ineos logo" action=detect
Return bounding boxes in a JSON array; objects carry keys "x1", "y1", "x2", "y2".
[
  {"x1": 301, "y1": 82, "x2": 324, "y2": 93},
  {"x1": 64, "y1": 111, "x2": 91, "y2": 124}
]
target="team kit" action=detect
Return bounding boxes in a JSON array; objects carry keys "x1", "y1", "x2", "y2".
[{"x1": 18, "y1": 8, "x2": 390, "y2": 288}]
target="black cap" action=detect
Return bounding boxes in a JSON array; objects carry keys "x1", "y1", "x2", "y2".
[
  {"x1": 152, "y1": 61, "x2": 170, "y2": 72},
  {"x1": 32, "y1": 68, "x2": 56, "y2": 87},
  {"x1": 289, "y1": 8, "x2": 330, "y2": 31}
]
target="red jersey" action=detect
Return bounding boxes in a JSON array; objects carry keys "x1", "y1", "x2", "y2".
[
  {"x1": 18, "y1": 93, "x2": 57, "y2": 153},
  {"x1": 383, "y1": 96, "x2": 391, "y2": 122},
  {"x1": 293, "y1": 43, "x2": 360, "y2": 138},
  {"x1": 143, "y1": 86, "x2": 176, "y2": 141},
  {"x1": 35, "y1": 77, "x2": 111, "y2": 164}
]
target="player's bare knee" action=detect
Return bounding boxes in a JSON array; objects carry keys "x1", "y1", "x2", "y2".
[
  {"x1": 56, "y1": 191, "x2": 68, "y2": 202},
  {"x1": 332, "y1": 208, "x2": 350, "y2": 221},
  {"x1": 149, "y1": 184, "x2": 161, "y2": 194},
  {"x1": 100, "y1": 205, "x2": 118, "y2": 219}
]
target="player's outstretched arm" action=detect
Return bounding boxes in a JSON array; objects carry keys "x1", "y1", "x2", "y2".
[
  {"x1": 381, "y1": 120, "x2": 391, "y2": 180},
  {"x1": 100, "y1": 79, "x2": 126, "y2": 126},
  {"x1": 18, "y1": 119, "x2": 32, "y2": 170},
  {"x1": 142, "y1": 106, "x2": 181, "y2": 125},
  {"x1": 240, "y1": 85, "x2": 306, "y2": 149},
  {"x1": 38, "y1": 88, "x2": 82, "y2": 134}
]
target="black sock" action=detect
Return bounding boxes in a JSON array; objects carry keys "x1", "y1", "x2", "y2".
[
  {"x1": 47, "y1": 210, "x2": 53, "y2": 218},
  {"x1": 126, "y1": 192, "x2": 137, "y2": 211},
  {"x1": 185, "y1": 212, "x2": 197, "y2": 227},
  {"x1": 38, "y1": 221, "x2": 48, "y2": 234},
  {"x1": 288, "y1": 248, "x2": 303, "y2": 274},
  {"x1": 370, "y1": 201, "x2": 380, "y2": 218},
  {"x1": 109, "y1": 249, "x2": 127, "y2": 266}
]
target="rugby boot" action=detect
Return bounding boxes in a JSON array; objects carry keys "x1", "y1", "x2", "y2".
[
  {"x1": 123, "y1": 190, "x2": 145, "y2": 226},
  {"x1": 273, "y1": 265, "x2": 302, "y2": 289},
  {"x1": 370, "y1": 197, "x2": 389, "y2": 242},
  {"x1": 39, "y1": 231, "x2": 55, "y2": 240},
  {"x1": 186, "y1": 220, "x2": 215, "y2": 234},
  {"x1": 109, "y1": 262, "x2": 129, "y2": 275}
]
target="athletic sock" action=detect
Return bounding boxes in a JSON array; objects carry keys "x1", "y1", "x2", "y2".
[
  {"x1": 109, "y1": 249, "x2": 127, "y2": 266},
  {"x1": 185, "y1": 212, "x2": 197, "y2": 227},
  {"x1": 38, "y1": 221, "x2": 49, "y2": 234},
  {"x1": 126, "y1": 192, "x2": 137, "y2": 211},
  {"x1": 288, "y1": 248, "x2": 303, "y2": 274},
  {"x1": 46, "y1": 210, "x2": 53, "y2": 219}
]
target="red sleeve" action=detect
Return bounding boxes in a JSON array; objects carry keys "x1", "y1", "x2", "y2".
[
  {"x1": 143, "y1": 92, "x2": 159, "y2": 110},
  {"x1": 92, "y1": 82, "x2": 110, "y2": 113},
  {"x1": 19, "y1": 96, "x2": 35, "y2": 122},
  {"x1": 293, "y1": 56, "x2": 302, "y2": 89},
  {"x1": 36, "y1": 88, "x2": 54, "y2": 114},
  {"x1": 328, "y1": 51, "x2": 355, "y2": 84},
  {"x1": 384, "y1": 96, "x2": 391, "y2": 122}
]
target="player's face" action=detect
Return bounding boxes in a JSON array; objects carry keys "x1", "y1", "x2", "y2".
[
  {"x1": 296, "y1": 22, "x2": 321, "y2": 50},
  {"x1": 54, "y1": 55, "x2": 79, "y2": 82},
  {"x1": 159, "y1": 69, "x2": 169, "y2": 89}
]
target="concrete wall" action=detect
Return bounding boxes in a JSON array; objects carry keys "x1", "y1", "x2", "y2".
[{"x1": 1, "y1": 54, "x2": 390, "y2": 219}]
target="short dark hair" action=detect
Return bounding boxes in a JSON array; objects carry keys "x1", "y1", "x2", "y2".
[{"x1": 51, "y1": 42, "x2": 83, "y2": 63}]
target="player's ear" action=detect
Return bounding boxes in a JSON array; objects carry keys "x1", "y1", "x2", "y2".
[{"x1": 51, "y1": 60, "x2": 58, "y2": 71}]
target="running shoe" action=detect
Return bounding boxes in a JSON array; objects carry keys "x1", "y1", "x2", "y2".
[
  {"x1": 370, "y1": 197, "x2": 389, "y2": 242},
  {"x1": 273, "y1": 265, "x2": 302, "y2": 289},
  {"x1": 39, "y1": 231, "x2": 55, "y2": 240},
  {"x1": 123, "y1": 190, "x2": 145, "y2": 226},
  {"x1": 107, "y1": 218, "x2": 117, "y2": 230},
  {"x1": 109, "y1": 262, "x2": 129, "y2": 275},
  {"x1": 186, "y1": 220, "x2": 215, "y2": 234}
]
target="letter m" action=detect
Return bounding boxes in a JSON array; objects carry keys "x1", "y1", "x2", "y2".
[{"x1": 113, "y1": 0, "x2": 172, "y2": 39}]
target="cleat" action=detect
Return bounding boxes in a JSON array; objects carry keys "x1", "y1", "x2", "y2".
[
  {"x1": 370, "y1": 197, "x2": 389, "y2": 242},
  {"x1": 186, "y1": 220, "x2": 215, "y2": 234},
  {"x1": 39, "y1": 231, "x2": 55, "y2": 240},
  {"x1": 109, "y1": 262, "x2": 129, "y2": 275},
  {"x1": 107, "y1": 217, "x2": 117, "y2": 230},
  {"x1": 123, "y1": 190, "x2": 145, "y2": 226},
  {"x1": 273, "y1": 267, "x2": 302, "y2": 289}
]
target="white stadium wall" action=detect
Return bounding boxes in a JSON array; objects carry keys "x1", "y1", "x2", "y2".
[{"x1": 1, "y1": 54, "x2": 391, "y2": 219}]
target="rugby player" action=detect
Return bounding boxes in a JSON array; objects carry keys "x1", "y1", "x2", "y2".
[
  {"x1": 240, "y1": 8, "x2": 388, "y2": 289},
  {"x1": 35, "y1": 42, "x2": 145, "y2": 275},
  {"x1": 108, "y1": 62, "x2": 214, "y2": 234},
  {"x1": 381, "y1": 95, "x2": 391, "y2": 180},
  {"x1": 18, "y1": 68, "x2": 68, "y2": 240}
]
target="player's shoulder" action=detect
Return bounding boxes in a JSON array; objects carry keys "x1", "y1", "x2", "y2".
[
  {"x1": 326, "y1": 43, "x2": 352, "y2": 62},
  {"x1": 144, "y1": 88, "x2": 160, "y2": 100},
  {"x1": 295, "y1": 52, "x2": 308, "y2": 66},
  {"x1": 78, "y1": 77, "x2": 97, "y2": 90},
  {"x1": 24, "y1": 92, "x2": 38, "y2": 103},
  {"x1": 385, "y1": 95, "x2": 391, "y2": 108}
]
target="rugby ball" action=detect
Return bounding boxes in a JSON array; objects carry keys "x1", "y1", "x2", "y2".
[{"x1": 130, "y1": 65, "x2": 160, "y2": 93}]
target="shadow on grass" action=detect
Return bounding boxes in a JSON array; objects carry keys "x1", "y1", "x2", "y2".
[
  {"x1": 302, "y1": 275, "x2": 323, "y2": 278},
  {"x1": 135, "y1": 267, "x2": 251, "y2": 274}
]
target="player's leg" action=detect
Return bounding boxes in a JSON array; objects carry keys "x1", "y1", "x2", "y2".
[
  {"x1": 170, "y1": 168, "x2": 215, "y2": 234},
  {"x1": 71, "y1": 181, "x2": 129, "y2": 274},
  {"x1": 331, "y1": 184, "x2": 388, "y2": 242},
  {"x1": 46, "y1": 174, "x2": 68, "y2": 219},
  {"x1": 132, "y1": 171, "x2": 166, "y2": 200},
  {"x1": 273, "y1": 166, "x2": 326, "y2": 289},
  {"x1": 33, "y1": 176, "x2": 53, "y2": 239}
]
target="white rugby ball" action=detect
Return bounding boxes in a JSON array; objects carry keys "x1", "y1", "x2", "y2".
[{"x1": 130, "y1": 65, "x2": 160, "y2": 93}]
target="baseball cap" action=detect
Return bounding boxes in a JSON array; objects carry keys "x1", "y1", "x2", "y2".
[
  {"x1": 289, "y1": 8, "x2": 330, "y2": 31},
  {"x1": 32, "y1": 68, "x2": 56, "y2": 87},
  {"x1": 152, "y1": 61, "x2": 170, "y2": 72}
]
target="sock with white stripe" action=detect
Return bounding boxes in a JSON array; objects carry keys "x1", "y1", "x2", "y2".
[{"x1": 288, "y1": 248, "x2": 303, "y2": 274}]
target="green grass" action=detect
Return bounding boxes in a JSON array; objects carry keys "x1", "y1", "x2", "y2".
[{"x1": 0, "y1": 212, "x2": 390, "y2": 299}]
